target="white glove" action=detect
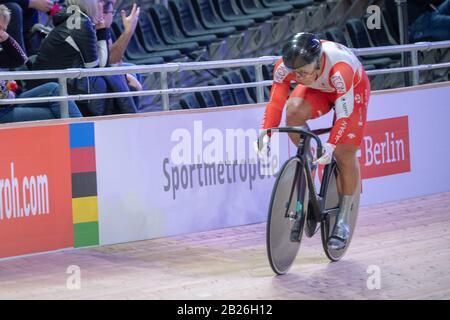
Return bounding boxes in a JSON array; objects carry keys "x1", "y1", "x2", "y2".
[
  {"x1": 313, "y1": 142, "x2": 336, "y2": 165},
  {"x1": 253, "y1": 134, "x2": 270, "y2": 158}
]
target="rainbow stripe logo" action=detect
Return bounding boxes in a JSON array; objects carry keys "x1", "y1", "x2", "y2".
[{"x1": 70, "y1": 123, "x2": 99, "y2": 247}]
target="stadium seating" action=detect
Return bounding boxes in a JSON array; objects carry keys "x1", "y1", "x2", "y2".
[
  {"x1": 208, "y1": 77, "x2": 237, "y2": 106},
  {"x1": 192, "y1": 0, "x2": 255, "y2": 31},
  {"x1": 196, "y1": 90, "x2": 218, "y2": 108},
  {"x1": 259, "y1": 0, "x2": 294, "y2": 15},
  {"x1": 149, "y1": 4, "x2": 219, "y2": 46},
  {"x1": 179, "y1": 93, "x2": 203, "y2": 109},
  {"x1": 169, "y1": 0, "x2": 237, "y2": 38},
  {"x1": 223, "y1": 71, "x2": 255, "y2": 105},
  {"x1": 111, "y1": 19, "x2": 182, "y2": 63},
  {"x1": 136, "y1": 13, "x2": 200, "y2": 55},
  {"x1": 214, "y1": 0, "x2": 273, "y2": 23}
]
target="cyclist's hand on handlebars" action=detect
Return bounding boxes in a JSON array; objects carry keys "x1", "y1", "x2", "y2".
[
  {"x1": 313, "y1": 142, "x2": 336, "y2": 165},
  {"x1": 253, "y1": 134, "x2": 270, "y2": 158}
]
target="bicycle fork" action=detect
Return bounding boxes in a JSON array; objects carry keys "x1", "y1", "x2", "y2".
[{"x1": 284, "y1": 160, "x2": 305, "y2": 223}]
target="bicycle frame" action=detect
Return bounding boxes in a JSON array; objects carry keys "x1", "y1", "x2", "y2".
[{"x1": 260, "y1": 126, "x2": 340, "y2": 223}]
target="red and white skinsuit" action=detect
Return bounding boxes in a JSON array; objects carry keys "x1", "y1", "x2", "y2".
[{"x1": 262, "y1": 40, "x2": 371, "y2": 147}]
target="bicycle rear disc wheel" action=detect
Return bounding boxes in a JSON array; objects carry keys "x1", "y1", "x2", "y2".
[
  {"x1": 267, "y1": 157, "x2": 308, "y2": 275},
  {"x1": 320, "y1": 162, "x2": 361, "y2": 262}
]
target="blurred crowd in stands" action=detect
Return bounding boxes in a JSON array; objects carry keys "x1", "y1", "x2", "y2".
[{"x1": 0, "y1": 0, "x2": 141, "y2": 122}]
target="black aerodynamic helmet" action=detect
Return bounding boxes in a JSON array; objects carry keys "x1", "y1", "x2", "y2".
[{"x1": 281, "y1": 32, "x2": 322, "y2": 70}]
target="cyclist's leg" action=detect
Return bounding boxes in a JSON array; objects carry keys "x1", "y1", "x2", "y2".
[
  {"x1": 327, "y1": 132, "x2": 362, "y2": 249},
  {"x1": 328, "y1": 79, "x2": 370, "y2": 249},
  {"x1": 285, "y1": 84, "x2": 333, "y2": 146},
  {"x1": 334, "y1": 75, "x2": 370, "y2": 197},
  {"x1": 334, "y1": 144, "x2": 360, "y2": 196}
]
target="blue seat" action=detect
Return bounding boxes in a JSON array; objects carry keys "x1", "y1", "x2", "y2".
[
  {"x1": 109, "y1": 31, "x2": 164, "y2": 65},
  {"x1": 193, "y1": 0, "x2": 255, "y2": 31},
  {"x1": 365, "y1": 12, "x2": 397, "y2": 47},
  {"x1": 137, "y1": 13, "x2": 200, "y2": 54},
  {"x1": 169, "y1": 102, "x2": 183, "y2": 110},
  {"x1": 239, "y1": 67, "x2": 256, "y2": 101},
  {"x1": 208, "y1": 77, "x2": 236, "y2": 106},
  {"x1": 346, "y1": 19, "x2": 397, "y2": 67},
  {"x1": 169, "y1": 0, "x2": 237, "y2": 38},
  {"x1": 285, "y1": 0, "x2": 313, "y2": 10},
  {"x1": 111, "y1": 21, "x2": 180, "y2": 63},
  {"x1": 179, "y1": 93, "x2": 203, "y2": 109},
  {"x1": 256, "y1": 0, "x2": 294, "y2": 16},
  {"x1": 325, "y1": 27, "x2": 350, "y2": 46},
  {"x1": 261, "y1": 64, "x2": 273, "y2": 97},
  {"x1": 223, "y1": 71, "x2": 255, "y2": 105},
  {"x1": 362, "y1": 64, "x2": 376, "y2": 71},
  {"x1": 381, "y1": 7, "x2": 400, "y2": 44},
  {"x1": 239, "y1": 66, "x2": 270, "y2": 101},
  {"x1": 262, "y1": 64, "x2": 272, "y2": 80},
  {"x1": 345, "y1": 18, "x2": 372, "y2": 49},
  {"x1": 195, "y1": 91, "x2": 217, "y2": 108},
  {"x1": 214, "y1": 0, "x2": 273, "y2": 23},
  {"x1": 238, "y1": 0, "x2": 314, "y2": 14},
  {"x1": 238, "y1": 0, "x2": 268, "y2": 15},
  {"x1": 149, "y1": 5, "x2": 218, "y2": 46}
]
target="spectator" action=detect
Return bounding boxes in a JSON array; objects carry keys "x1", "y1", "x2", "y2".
[
  {"x1": 1, "y1": 4, "x2": 82, "y2": 123},
  {"x1": 104, "y1": 1, "x2": 142, "y2": 93},
  {"x1": 0, "y1": 4, "x2": 27, "y2": 67},
  {"x1": 0, "y1": 0, "x2": 54, "y2": 53},
  {"x1": 29, "y1": 0, "x2": 138, "y2": 116},
  {"x1": 386, "y1": 0, "x2": 450, "y2": 42},
  {"x1": 105, "y1": 1, "x2": 139, "y2": 66},
  {"x1": 409, "y1": 0, "x2": 450, "y2": 42}
]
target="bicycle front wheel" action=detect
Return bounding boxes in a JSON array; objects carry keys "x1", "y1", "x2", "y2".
[
  {"x1": 266, "y1": 157, "x2": 309, "y2": 275},
  {"x1": 320, "y1": 162, "x2": 361, "y2": 262}
]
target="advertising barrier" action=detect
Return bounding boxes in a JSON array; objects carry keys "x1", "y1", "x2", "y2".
[
  {"x1": 95, "y1": 109, "x2": 290, "y2": 245},
  {"x1": 1, "y1": 82, "x2": 449, "y2": 257},
  {"x1": 0, "y1": 125, "x2": 73, "y2": 258}
]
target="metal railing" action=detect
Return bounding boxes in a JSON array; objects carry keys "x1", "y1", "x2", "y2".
[{"x1": 1, "y1": 41, "x2": 450, "y2": 116}]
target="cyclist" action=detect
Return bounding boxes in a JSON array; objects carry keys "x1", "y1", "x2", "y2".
[{"x1": 256, "y1": 32, "x2": 370, "y2": 250}]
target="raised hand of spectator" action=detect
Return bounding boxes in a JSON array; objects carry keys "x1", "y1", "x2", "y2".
[
  {"x1": 126, "y1": 74, "x2": 142, "y2": 91},
  {"x1": 120, "y1": 3, "x2": 140, "y2": 35},
  {"x1": 0, "y1": 29, "x2": 9, "y2": 43},
  {"x1": 29, "y1": 0, "x2": 53, "y2": 13}
]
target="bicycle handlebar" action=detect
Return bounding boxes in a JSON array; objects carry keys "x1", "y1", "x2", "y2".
[{"x1": 258, "y1": 126, "x2": 332, "y2": 160}]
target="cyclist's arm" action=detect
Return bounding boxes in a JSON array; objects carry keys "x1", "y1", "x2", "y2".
[
  {"x1": 328, "y1": 62, "x2": 356, "y2": 145},
  {"x1": 261, "y1": 59, "x2": 292, "y2": 129},
  {"x1": 262, "y1": 81, "x2": 290, "y2": 129}
]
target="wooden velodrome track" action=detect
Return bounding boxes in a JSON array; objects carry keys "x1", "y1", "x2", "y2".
[{"x1": 0, "y1": 191, "x2": 448, "y2": 300}]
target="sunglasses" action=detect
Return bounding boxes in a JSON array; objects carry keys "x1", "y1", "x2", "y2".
[{"x1": 289, "y1": 59, "x2": 321, "y2": 78}]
